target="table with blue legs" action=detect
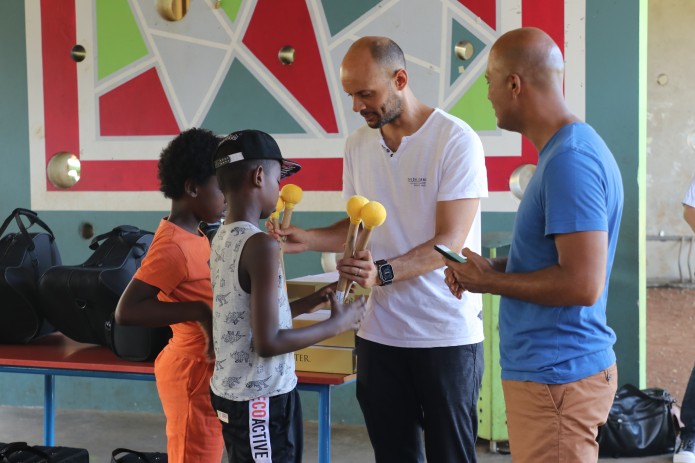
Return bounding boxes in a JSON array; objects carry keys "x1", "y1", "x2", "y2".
[{"x1": 0, "y1": 333, "x2": 355, "y2": 463}]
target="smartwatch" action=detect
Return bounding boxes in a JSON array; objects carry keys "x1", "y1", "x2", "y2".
[{"x1": 375, "y1": 259, "x2": 394, "y2": 286}]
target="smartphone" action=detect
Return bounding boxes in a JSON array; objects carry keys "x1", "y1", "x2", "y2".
[{"x1": 434, "y1": 244, "x2": 467, "y2": 263}]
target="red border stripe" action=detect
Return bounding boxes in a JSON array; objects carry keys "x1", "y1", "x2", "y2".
[
  {"x1": 42, "y1": 0, "x2": 79, "y2": 192},
  {"x1": 69, "y1": 158, "x2": 343, "y2": 192}
]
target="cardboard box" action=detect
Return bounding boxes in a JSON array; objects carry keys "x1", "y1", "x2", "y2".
[
  {"x1": 293, "y1": 310, "x2": 355, "y2": 348},
  {"x1": 294, "y1": 345, "x2": 356, "y2": 374},
  {"x1": 287, "y1": 272, "x2": 371, "y2": 301}
]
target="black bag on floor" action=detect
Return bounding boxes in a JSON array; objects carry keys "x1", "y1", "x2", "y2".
[
  {"x1": 111, "y1": 448, "x2": 167, "y2": 462},
  {"x1": 0, "y1": 208, "x2": 61, "y2": 344},
  {"x1": 38, "y1": 225, "x2": 162, "y2": 347},
  {"x1": 597, "y1": 383, "x2": 678, "y2": 457},
  {"x1": 0, "y1": 441, "x2": 89, "y2": 462}
]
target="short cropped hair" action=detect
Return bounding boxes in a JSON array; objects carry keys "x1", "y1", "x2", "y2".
[
  {"x1": 369, "y1": 38, "x2": 406, "y2": 75},
  {"x1": 217, "y1": 159, "x2": 278, "y2": 193},
  {"x1": 158, "y1": 128, "x2": 221, "y2": 199}
]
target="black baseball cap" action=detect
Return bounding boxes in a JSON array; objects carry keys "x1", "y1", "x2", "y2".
[{"x1": 213, "y1": 129, "x2": 301, "y2": 178}]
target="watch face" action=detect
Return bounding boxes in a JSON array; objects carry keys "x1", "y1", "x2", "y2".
[{"x1": 380, "y1": 264, "x2": 394, "y2": 281}]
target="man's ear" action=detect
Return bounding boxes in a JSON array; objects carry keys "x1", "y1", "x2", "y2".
[
  {"x1": 184, "y1": 178, "x2": 198, "y2": 198},
  {"x1": 393, "y1": 68, "x2": 408, "y2": 91},
  {"x1": 509, "y1": 73, "x2": 521, "y2": 97}
]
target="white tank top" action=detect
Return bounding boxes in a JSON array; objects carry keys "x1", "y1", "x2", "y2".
[{"x1": 209, "y1": 221, "x2": 296, "y2": 401}]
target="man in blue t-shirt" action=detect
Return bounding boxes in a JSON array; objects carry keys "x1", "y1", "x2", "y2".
[{"x1": 443, "y1": 27, "x2": 623, "y2": 462}]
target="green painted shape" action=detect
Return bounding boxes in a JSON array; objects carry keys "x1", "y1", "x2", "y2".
[
  {"x1": 0, "y1": 0, "x2": 30, "y2": 209},
  {"x1": 448, "y1": 73, "x2": 496, "y2": 131},
  {"x1": 450, "y1": 19, "x2": 487, "y2": 86},
  {"x1": 96, "y1": 0, "x2": 149, "y2": 80},
  {"x1": 321, "y1": 0, "x2": 381, "y2": 37},
  {"x1": 203, "y1": 59, "x2": 305, "y2": 134},
  {"x1": 586, "y1": 0, "x2": 645, "y2": 387},
  {"x1": 478, "y1": 293, "x2": 508, "y2": 441},
  {"x1": 220, "y1": 0, "x2": 243, "y2": 22}
]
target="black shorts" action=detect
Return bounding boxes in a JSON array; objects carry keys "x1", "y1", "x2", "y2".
[{"x1": 210, "y1": 387, "x2": 303, "y2": 463}]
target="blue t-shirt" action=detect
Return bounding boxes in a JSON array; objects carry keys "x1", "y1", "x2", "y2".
[{"x1": 499, "y1": 122, "x2": 624, "y2": 384}]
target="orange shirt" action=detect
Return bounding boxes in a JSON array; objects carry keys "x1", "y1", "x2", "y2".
[{"x1": 133, "y1": 219, "x2": 211, "y2": 357}]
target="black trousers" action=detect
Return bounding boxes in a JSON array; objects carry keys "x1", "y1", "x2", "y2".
[
  {"x1": 210, "y1": 387, "x2": 303, "y2": 463},
  {"x1": 356, "y1": 337, "x2": 484, "y2": 463}
]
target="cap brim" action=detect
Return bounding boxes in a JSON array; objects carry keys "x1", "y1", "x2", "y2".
[{"x1": 281, "y1": 160, "x2": 302, "y2": 179}]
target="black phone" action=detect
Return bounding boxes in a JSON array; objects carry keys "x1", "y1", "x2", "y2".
[{"x1": 434, "y1": 244, "x2": 467, "y2": 263}]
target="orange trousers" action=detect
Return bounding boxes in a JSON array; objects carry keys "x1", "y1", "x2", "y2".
[
  {"x1": 502, "y1": 363, "x2": 618, "y2": 463},
  {"x1": 155, "y1": 347, "x2": 224, "y2": 463}
]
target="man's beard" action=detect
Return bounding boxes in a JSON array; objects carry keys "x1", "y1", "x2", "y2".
[{"x1": 364, "y1": 93, "x2": 402, "y2": 129}]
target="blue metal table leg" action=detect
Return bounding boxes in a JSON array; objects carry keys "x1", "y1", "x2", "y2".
[
  {"x1": 44, "y1": 374, "x2": 55, "y2": 445},
  {"x1": 317, "y1": 385, "x2": 331, "y2": 463}
]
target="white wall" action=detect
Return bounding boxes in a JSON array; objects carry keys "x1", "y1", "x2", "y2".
[{"x1": 647, "y1": 0, "x2": 695, "y2": 283}]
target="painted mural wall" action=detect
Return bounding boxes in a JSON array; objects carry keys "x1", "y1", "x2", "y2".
[
  {"x1": 0, "y1": 0, "x2": 644, "y2": 421},
  {"x1": 28, "y1": 0, "x2": 586, "y2": 215}
]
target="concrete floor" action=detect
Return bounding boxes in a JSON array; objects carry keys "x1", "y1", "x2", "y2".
[{"x1": 0, "y1": 405, "x2": 676, "y2": 462}]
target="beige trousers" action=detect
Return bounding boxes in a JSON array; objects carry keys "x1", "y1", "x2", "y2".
[{"x1": 502, "y1": 363, "x2": 618, "y2": 463}]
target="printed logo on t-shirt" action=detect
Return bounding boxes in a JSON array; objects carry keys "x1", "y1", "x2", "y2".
[{"x1": 408, "y1": 177, "x2": 427, "y2": 187}]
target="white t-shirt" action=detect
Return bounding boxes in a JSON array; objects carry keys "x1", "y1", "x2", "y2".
[
  {"x1": 343, "y1": 108, "x2": 488, "y2": 348},
  {"x1": 683, "y1": 176, "x2": 695, "y2": 207},
  {"x1": 209, "y1": 221, "x2": 296, "y2": 401}
]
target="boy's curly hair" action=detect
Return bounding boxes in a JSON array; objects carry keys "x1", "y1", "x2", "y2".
[{"x1": 158, "y1": 128, "x2": 221, "y2": 199}]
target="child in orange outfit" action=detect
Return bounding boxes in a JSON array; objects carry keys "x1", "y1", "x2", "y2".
[{"x1": 116, "y1": 128, "x2": 226, "y2": 462}]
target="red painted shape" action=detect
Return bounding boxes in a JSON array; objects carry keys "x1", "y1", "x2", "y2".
[
  {"x1": 41, "y1": 0, "x2": 79, "y2": 192},
  {"x1": 522, "y1": 0, "x2": 564, "y2": 52},
  {"x1": 457, "y1": 0, "x2": 496, "y2": 30},
  {"x1": 485, "y1": 0, "x2": 565, "y2": 191},
  {"x1": 281, "y1": 158, "x2": 343, "y2": 192},
  {"x1": 68, "y1": 160, "x2": 159, "y2": 192},
  {"x1": 243, "y1": 0, "x2": 338, "y2": 133},
  {"x1": 66, "y1": 158, "x2": 343, "y2": 193},
  {"x1": 99, "y1": 68, "x2": 179, "y2": 136}
]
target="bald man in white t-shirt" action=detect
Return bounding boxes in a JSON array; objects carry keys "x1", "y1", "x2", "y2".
[{"x1": 273, "y1": 36, "x2": 488, "y2": 463}]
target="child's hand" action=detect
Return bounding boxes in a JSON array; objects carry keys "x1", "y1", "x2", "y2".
[
  {"x1": 196, "y1": 307, "x2": 215, "y2": 363},
  {"x1": 316, "y1": 281, "x2": 338, "y2": 300},
  {"x1": 329, "y1": 293, "x2": 368, "y2": 331},
  {"x1": 264, "y1": 221, "x2": 309, "y2": 254}
]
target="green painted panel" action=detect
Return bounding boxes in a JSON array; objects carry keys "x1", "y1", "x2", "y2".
[
  {"x1": 448, "y1": 73, "x2": 496, "y2": 131},
  {"x1": 586, "y1": 0, "x2": 645, "y2": 387},
  {"x1": 96, "y1": 0, "x2": 149, "y2": 80},
  {"x1": 0, "y1": 0, "x2": 30, "y2": 211},
  {"x1": 203, "y1": 59, "x2": 305, "y2": 135},
  {"x1": 321, "y1": 0, "x2": 381, "y2": 37},
  {"x1": 221, "y1": 0, "x2": 243, "y2": 22},
  {"x1": 450, "y1": 19, "x2": 487, "y2": 86},
  {"x1": 478, "y1": 293, "x2": 507, "y2": 441}
]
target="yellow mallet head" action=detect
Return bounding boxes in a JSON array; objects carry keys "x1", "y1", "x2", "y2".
[
  {"x1": 346, "y1": 195, "x2": 369, "y2": 225},
  {"x1": 280, "y1": 184, "x2": 303, "y2": 210},
  {"x1": 360, "y1": 201, "x2": 387, "y2": 229}
]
